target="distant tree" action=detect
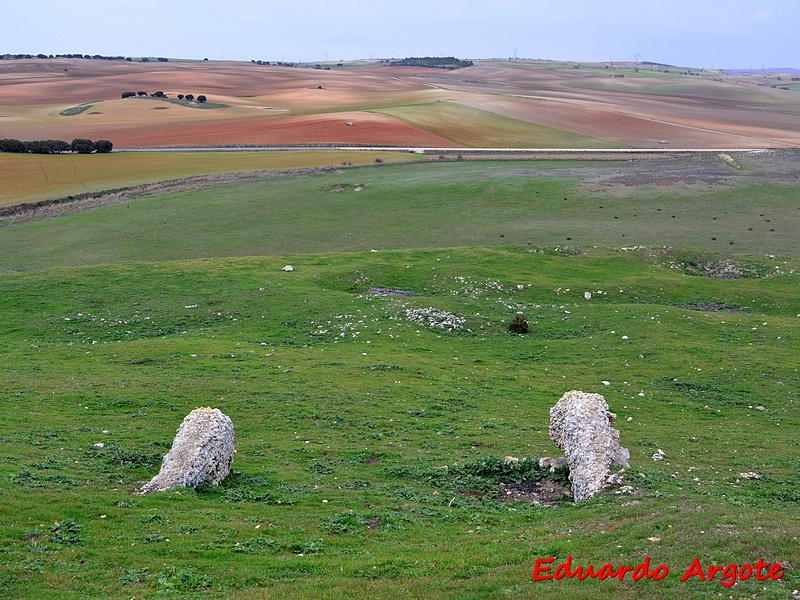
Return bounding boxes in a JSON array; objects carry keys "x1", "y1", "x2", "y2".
[
  {"x1": 141, "y1": 57, "x2": 149, "y2": 62},
  {"x1": 47, "y1": 140, "x2": 72, "y2": 153},
  {"x1": 121, "y1": 91, "x2": 136, "y2": 98},
  {"x1": 93, "y1": 140, "x2": 113, "y2": 153},
  {"x1": 157, "y1": 57, "x2": 168, "y2": 62},
  {"x1": 177, "y1": 94, "x2": 184, "y2": 100},
  {"x1": 71, "y1": 138, "x2": 95, "y2": 154},
  {"x1": 137, "y1": 91, "x2": 148, "y2": 96},
  {"x1": 153, "y1": 91, "x2": 166, "y2": 98},
  {"x1": 26, "y1": 140, "x2": 54, "y2": 154},
  {"x1": 0, "y1": 138, "x2": 26, "y2": 153},
  {"x1": 185, "y1": 94, "x2": 195, "y2": 101},
  {"x1": 196, "y1": 95, "x2": 207, "y2": 103}
]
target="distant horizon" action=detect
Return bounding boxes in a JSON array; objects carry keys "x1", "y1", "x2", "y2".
[
  {"x1": 2, "y1": 1, "x2": 798, "y2": 71},
  {"x1": 2, "y1": 52, "x2": 798, "y2": 73}
]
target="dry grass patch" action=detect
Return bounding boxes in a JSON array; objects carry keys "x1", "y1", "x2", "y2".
[{"x1": 0, "y1": 151, "x2": 415, "y2": 206}]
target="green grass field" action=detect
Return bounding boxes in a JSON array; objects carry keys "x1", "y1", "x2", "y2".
[
  {"x1": 2, "y1": 158, "x2": 799, "y2": 272},
  {"x1": 1, "y1": 156, "x2": 798, "y2": 599}
]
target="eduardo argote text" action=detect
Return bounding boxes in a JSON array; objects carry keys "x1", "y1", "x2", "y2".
[{"x1": 532, "y1": 556, "x2": 785, "y2": 588}]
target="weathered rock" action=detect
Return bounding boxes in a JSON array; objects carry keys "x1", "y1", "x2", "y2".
[
  {"x1": 139, "y1": 407, "x2": 234, "y2": 494},
  {"x1": 549, "y1": 390, "x2": 630, "y2": 502},
  {"x1": 538, "y1": 456, "x2": 570, "y2": 471}
]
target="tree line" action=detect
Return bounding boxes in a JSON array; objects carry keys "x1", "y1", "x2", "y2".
[
  {"x1": 387, "y1": 57, "x2": 473, "y2": 69},
  {"x1": 1, "y1": 54, "x2": 172, "y2": 62},
  {"x1": 122, "y1": 91, "x2": 207, "y2": 102},
  {"x1": 0, "y1": 138, "x2": 113, "y2": 154}
]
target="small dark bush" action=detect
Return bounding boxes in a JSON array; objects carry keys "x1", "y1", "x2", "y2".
[
  {"x1": 508, "y1": 314, "x2": 529, "y2": 334},
  {"x1": 121, "y1": 91, "x2": 136, "y2": 99}
]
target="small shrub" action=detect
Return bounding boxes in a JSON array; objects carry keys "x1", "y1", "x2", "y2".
[{"x1": 508, "y1": 313, "x2": 529, "y2": 334}]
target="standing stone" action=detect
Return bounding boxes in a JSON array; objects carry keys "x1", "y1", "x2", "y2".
[
  {"x1": 549, "y1": 390, "x2": 629, "y2": 502},
  {"x1": 139, "y1": 407, "x2": 234, "y2": 494}
]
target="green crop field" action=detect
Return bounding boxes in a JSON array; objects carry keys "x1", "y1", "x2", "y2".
[
  {"x1": 376, "y1": 103, "x2": 622, "y2": 148},
  {"x1": 1, "y1": 153, "x2": 798, "y2": 599}
]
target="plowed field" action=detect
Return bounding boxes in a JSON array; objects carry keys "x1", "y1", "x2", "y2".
[{"x1": 1, "y1": 58, "x2": 799, "y2": 148}]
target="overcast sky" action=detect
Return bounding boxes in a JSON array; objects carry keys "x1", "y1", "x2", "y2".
[{"x1": 3, "y1": 0, "x2": 797, "y2": 68}]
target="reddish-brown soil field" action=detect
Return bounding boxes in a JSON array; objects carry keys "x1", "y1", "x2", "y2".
[{"x1": 1, "y1": 58, "x2": 799, "y2": 149}]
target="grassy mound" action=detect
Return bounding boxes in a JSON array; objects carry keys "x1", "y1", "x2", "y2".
[{"x1": 0, "y1": 246, "x2": 798, "y2": 598}]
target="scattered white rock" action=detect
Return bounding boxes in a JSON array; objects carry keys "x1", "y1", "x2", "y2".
[
  {"x1": 584, "y1": 291, "x2": 592, "y2": 300},
  {"x1": 738, "y1": 472, "x2": 761, "y2": 480},
  {"x1": 652, "y1": 453, "x2": 664, "y2": 461},
  {"x1": 626, "y1": 417, "x2": 633, "y2": 422},
  {"x1": 94, "y1": 442, "x2": 105, "y2": 448},
  {"x1": 539, "y1": 456, "x2": 569, "y2": 471},
  {"x1": 602, "y1": 380, "x2": 611, "y2": 386},
  {"x1": 281, "y1": 265, "x2": 294, "y2": 272}
]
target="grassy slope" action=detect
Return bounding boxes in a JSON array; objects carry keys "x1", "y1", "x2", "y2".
[
  {"x1": 2, "y1": 159, "x2": 800, "y2": 273},
  {"x1": 1, "y1": 153, "x2": 798, "y2": 598},
  {"x1": 0, "y1": 247, "x2": 798, "y2": 599}
]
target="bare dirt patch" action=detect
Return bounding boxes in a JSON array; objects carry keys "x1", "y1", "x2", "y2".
[{"x1": 497, "y1": 479, "x2": 573, "y2": 505}]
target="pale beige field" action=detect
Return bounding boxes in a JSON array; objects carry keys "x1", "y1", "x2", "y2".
[
  {"x1": 0, "y1": 150, "x2": 413, "y2": 206},
  {"x1": 2, "y1": 58, "x2": 799, "y2": 149}
]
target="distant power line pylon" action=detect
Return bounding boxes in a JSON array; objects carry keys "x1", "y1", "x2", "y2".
[{"x1": 513, "y1": 47, "x2": 519, "y2": 60}]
